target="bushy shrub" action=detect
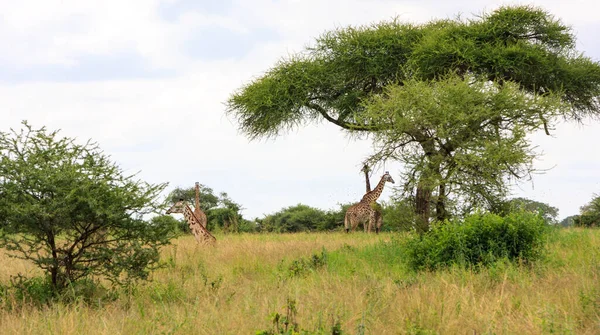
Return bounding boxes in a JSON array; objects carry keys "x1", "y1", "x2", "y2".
[
  {"x1": 381, "y1": 199, "x2": 416, "y2": 232},
  {"x1": 402, "y1": 211, "x2": 548, "y2": 271},
  {"x1": 260, "y1": 204, "x2": 329, "y2": 233},
  {"x1": 150, "y1": 215, "x2": 184, "y2": 236}
]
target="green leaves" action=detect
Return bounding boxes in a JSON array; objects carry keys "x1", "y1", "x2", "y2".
[
  {"x1": 0, "y1": 122, "x2": 171, "y2": 291},
  {"x1": 226, "y1": 5, "x2": 600, "y2": 225},
  {"x1": 166, "y1": 186, "x2": 247, "y2": 232},
  {"x1": 228, "y1": 5, "x2": 599, "y2": 138},
  {"x1": 573, "y1": 194, "x2": 600, "y2": 227},
  {"x1": 360, "y1": 74, "x2": 564, "y2": 213},
  {"x1": 402, "y1": 210, "x2": 548, "y2": 271}
]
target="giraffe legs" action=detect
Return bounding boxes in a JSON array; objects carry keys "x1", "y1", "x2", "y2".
[
  {"x1": 344, "y1": 212, "x2": 351, "y2": 233},
  {"x1": 344, "y1": 206, "x2": 380, "y2": 233},
  {"x1": 367, "y1": 211, "x2": 377, "y2": 233},
  {"x1": 375, "y1": 211, "x2": 382, "y2": 234}
]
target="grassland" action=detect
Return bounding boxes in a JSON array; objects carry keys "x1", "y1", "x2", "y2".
[{"x1": 1, "y1": 229, "x2": 599, "y2": 334}]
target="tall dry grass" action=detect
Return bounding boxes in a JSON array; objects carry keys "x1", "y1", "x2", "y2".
[{"x1": 0, "y1": 229, "x2": 599, "y2": 334}]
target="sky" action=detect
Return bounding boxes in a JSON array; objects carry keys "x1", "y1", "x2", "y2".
[{"x1": 1, "y1": 0, "x2": 599, "y2": 220}]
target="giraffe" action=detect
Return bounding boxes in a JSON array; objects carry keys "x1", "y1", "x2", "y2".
[
  {"x1": 345, "y1": 171, "x2": 394, "y2": 233},
  {"x1": 166, "y1": 198, "x2": 216, "y2": 244},
  {"x1": 362, "y1": 164, "x2": 383, "y2": 234},
  {"x1": 193, "y1": 182, "x2": 208, "y2": 228}
]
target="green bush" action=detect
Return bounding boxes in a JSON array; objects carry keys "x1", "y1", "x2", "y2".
[
  {"x1": 260, "y1": 204, "x2": 330, "y2": 233},
  {"x1": 402, "y1": 211, "x2": 548, "y2": 271},
  {"x1": 381, "y1": 199, "x2": 416, "y2": 232}
]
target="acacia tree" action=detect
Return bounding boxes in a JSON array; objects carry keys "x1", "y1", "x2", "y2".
[
  {"x1": 491, "y1": 197, "x2": 559, "y2": 224},
  {"x1": 0, "y1": 122, "x2": 172, "y2": 290},
  {"x1": 168, "y1": 184, "x2": 219, "y2": 212},
  {"x1": 226, "y1": 6, "x2": 600, "y2": 232},
  {"x1": 166, "y1": 186, "x2": 246, "y2": 232},
  {"x1": 361, "y1": 75, "x2": 563, "y2": 231}
]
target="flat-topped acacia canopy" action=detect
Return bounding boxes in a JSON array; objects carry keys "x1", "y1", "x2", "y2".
[{"x1": 227, "y1": 5, "x2": 600, "y2": 230}]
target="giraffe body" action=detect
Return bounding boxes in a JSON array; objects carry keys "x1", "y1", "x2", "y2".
[
  {"x1": 362, "y1": 164, "x2": 383, "y2": 233},
  {"x1": 345, "y1": 172, "x2": 394, "y2": 233},
  {"x1": 166, "y1": 200, "x2": 216, "y2": 244}
]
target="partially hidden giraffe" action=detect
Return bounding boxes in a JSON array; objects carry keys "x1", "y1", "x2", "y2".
[
  {"x1": 166, "y1": 197, "x2": 215, "y2": 245},
  {"x1": 362, "y1": 164, "x2": 383, "y2": 233},
  {"x1": 193, "y1": 182, "x2": 208, "y2": 228},
  {"x1": 345, "y1": 171, "x2": 394, "y2": 233}
]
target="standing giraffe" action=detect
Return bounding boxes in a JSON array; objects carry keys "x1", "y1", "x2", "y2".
[
  {"x1": 345, "y1": 171, "x2": 394, "y2": 233},
  {"x1": 362, "y1": 164, "x2": 384, "y2": 233},
  {"x1": 193, "y1": 182, "x2": 208, "y2": 228},
  {"x1": 166, "y1": 199, "x2": 216, "y2": 244}
]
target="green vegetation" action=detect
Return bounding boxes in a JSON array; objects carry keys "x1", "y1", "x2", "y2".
[
  {"x1": 2, "y1": 4, "x2": 600, "y2": 334},
  {"x1": 166, "y1": 185, "x2": 251, "y2": 233},
  {"x1": 401, "y1": 211, "x2": 548, "y2": 271},
  {"x1": 0, "y1": 229, "x2": 599, "y2": 334},
  {"x1": 0, "y1": 122, "x2": 173, "y2": 292},
  {"x1": 493, "y1": 197, "x2": 559, "y2": 224},
  {"x1": 227, "y1": 5, "x2": 600, "y2": 231},
  {"x1": 574, "y1": 194, "x2": 600, "y2": 227},
  {"x1": 258, "y1": 204, "x2": 345, "y2": 233}
]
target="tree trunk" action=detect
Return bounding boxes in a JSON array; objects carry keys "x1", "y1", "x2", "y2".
[
  {"x1": 436, "y1": 182, "x2": 448, "y2": 221},
  {"x1": 415, "y1": 182, "x2": 432, "y2": 234},
  {"x1": 48, "y1": 231, "x2": 59, "y2": 288}
]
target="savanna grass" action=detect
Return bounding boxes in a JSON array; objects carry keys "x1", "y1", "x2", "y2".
[{"x1": 0, "y1": 229, "x2": 598, "y2": 334}]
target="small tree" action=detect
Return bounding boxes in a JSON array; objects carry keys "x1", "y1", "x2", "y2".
[
  {"x1": 574, "y1": 194, "x2": 600, "y2": 227},
  {"x1": 0, "y1": 122, "x2": 172, "y2": 291},
  {"x1": 168, "y1": 184, "x2": 219, "y2": 212},
  {"x1": 493, "y1": 197, "x2": 559, "y2": 224},
  {"x1": 166, "y1": 186, "x2": 248, "y2": 233}
]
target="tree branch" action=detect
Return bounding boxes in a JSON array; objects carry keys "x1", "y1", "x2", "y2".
[{"x1": 305, "y1": 102, "x2": 390, "y2": 131}]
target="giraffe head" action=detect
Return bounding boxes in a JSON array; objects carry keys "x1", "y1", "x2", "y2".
[
  {"x1": 166, "y1": 198, "x2": 187, "y2": 214},
  {"x1": 382, "y1": 171, "x2": 395, "y2": 184},
  {"x1": 361, "y1": 164, "x2": 370, "y2": 174}
]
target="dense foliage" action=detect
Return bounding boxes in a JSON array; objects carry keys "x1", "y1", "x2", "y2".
[
  {"x1": 0, "y1": 122, "x2": 172, "y2": 291},
  {"x1": 401, "y1": 211, "x2": 548, "y2": 271},
  {"x1": 258, "y1": 204, "x2": 340, "y2": 233},
  {"x1": 492, "y1": 197, "x2": 559, "y2": 224},
  {"x1": 380, "y1": 198, "x2": 416, "y2": 232},
  {"x1": 227, "y1": 5, "x2": 600, "y2": 231},
  {"x1": 254, "y1": 200, "x2": 417, "y2": 233},
  {"x1": 573, "y1": 194, "x2": 600, "y2": 227},
  {"x1": 166, "y1": 186, "x2": 253, "y2": 233}
]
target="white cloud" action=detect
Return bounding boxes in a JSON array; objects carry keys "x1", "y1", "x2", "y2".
[{"x1": 1, "y1": 0, "x2": 599, "y2": 219}]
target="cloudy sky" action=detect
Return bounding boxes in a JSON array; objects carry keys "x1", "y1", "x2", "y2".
[{"x1": 1, "y1": 0, "x2": 599, "y2": 220}]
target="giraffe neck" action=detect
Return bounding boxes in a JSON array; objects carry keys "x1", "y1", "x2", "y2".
[
  {"x1": 363, "y1": 168, "x2": 371, "y2": 193},
  {"x1": 362, "y1": 177, "x2": 386, "y2": 203},
  {"x1": 183, "y1": 204, "x2": 199, "y2": 225},
  {"x1": 194, "y1": 183, "x2": 201, "y2": 213}
]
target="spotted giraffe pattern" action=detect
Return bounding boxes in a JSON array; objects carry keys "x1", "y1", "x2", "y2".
[
  {"x1": 193, "y1": 182, "x2": 208, "y2": 228},
  {"x1": 345, "y1": 171, "x2": 394, "y2": 233},
  {"x1": 362, "y1": 164, "x2": 383, "y2": 233},
  {"x1": 166, "y1": 200, "x2": 216, "y2": 244}
]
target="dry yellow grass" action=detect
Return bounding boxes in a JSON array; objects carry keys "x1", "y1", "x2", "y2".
[{"x1": 1, "y1": 229, "x2": 599, "y2": 334}]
